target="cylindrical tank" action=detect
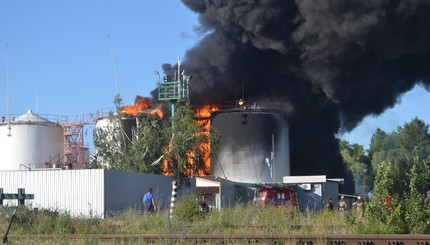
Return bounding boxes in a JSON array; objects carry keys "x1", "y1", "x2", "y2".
[
  {"x1": 0, "y1": 110, "x2": 64, "y2": 170},
  {"x1": 210, "y1": 108, "x2": 290, "y2": 183},
  {"x1": 94, "y1": 116, "x2": 138, "y2": 168}
]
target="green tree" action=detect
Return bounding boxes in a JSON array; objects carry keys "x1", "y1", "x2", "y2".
[
  {"x1": 339, "y1": 140, "x2": 373, "y2": 195},
  {"x1": 369, "y1": 118, "x2": 430, "y2": 195},
  {"x1": 153, "y1": 102, "x2": 219, "y2": 183},
  {"x1": 366, "y1": 161, "x2": 395, "y2": 224},
  {"x1": 94, "y1": 97, "x2": 218, "y2": 183},
  {"x1": 367, "y1": 118, "x2": 430, "y2": 233},
  {"x1": 93, "y1": 95, "x2": 165, "y2": 173}
]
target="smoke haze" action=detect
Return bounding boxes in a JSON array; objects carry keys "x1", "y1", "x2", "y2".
[{"x1": 160, "y1": 0, "x2": 430, "y2": 190}]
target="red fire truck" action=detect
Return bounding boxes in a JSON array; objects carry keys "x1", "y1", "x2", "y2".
[{"x1": 252, "y1": 184, "x2": 298, "y2": 208}]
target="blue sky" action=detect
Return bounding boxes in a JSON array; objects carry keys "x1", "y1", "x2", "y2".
[
  {"x1": 338, "y1": 84, "x2": 430, "y2": 149},
  {"x1": 1, "y1": 1, "x2": 429, "y2": 153}
]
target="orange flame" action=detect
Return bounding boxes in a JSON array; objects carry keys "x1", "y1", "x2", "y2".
[
  {"x1": 161, "y1": 104, "x2": 219, "y2": 177},
  {"x1": 121, "y1": 96, "x2": 163, "y2": 118},
  {"x1": 194, "y1": 105, "x2": 219, "y2": 175},
  {"x1": 195, "y1": 105, "x2": 219, "y2": 118}
]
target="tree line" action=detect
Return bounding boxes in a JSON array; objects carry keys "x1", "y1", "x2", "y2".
[{"x1": 340, "y1": 117, "x2": 430, "y2": 233}]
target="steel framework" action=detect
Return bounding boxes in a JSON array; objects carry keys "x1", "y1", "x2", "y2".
[{"x1": 59, "y1": 109, "x2": 111, "y2": 169}]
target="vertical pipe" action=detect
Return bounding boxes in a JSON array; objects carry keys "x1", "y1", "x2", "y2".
[{"x1": 171, "y1": 101, "x2": 176, "y2": 127}]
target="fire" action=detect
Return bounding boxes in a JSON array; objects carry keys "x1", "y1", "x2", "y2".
[
  {"x1": 162, "y1": 104, "x2": 219, "y2": 176},
  {"x1": 121, "y1": 96, "x2": 163, "y2": 118},
  {"x1": 158, "y1": 104, "x2": 220, "y2": 176},
  {"x1": 195, "y1": 105, "x2": 219, "y2": 118},
  {"x1": 194, "y1": 105, "x2": 219, "y2": 175}
]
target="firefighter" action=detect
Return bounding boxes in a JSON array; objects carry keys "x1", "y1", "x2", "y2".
[
  {"x1": 352, "y1": 196, "x2": 364, "y2": 217},
  {"x1": 338, "y1": 196, "x2": 347, "y2": 212}
]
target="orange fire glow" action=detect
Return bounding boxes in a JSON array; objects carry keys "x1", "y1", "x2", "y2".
[
  {"x1": 194, "y1": 105, "x2": 219, "y2": 175},
  {"x1": 195, "y1": 105, "x2": 219, "y2": 118},
  {"x1": 161, "y1": 104, "x2": 219, "y2": 177},
  {"x1": 121, "y1": 96, "x2": 163, "y2": 118}
]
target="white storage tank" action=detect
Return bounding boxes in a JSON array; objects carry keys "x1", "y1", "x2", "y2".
[
  {"x1": 94, "y1": 116, "x2": 138, "y2": 168},
  {"x1": 0, "y1": 110, "x2": 64, "y2": 170}
]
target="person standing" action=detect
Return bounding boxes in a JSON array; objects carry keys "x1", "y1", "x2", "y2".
[
  {"x1": 325, "y1": 198, "x2": 334, "y2": 211},
  {"x1": 143, "y1": 188, "x2": 156, "y2": 213},
  {"x1": 352, "y1": 196, "x2": 365, "y2": 217},
  {"x1": 338, "y1": 196, "x2": 347, "y2": 212}
]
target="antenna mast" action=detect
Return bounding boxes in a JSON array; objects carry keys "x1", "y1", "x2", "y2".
[
  {"x1": 108, "y1": 35, "x2": 119, "y2": 95},
  {"x1": 6, "y1": 43, "x2": 11, "y2": 137}
]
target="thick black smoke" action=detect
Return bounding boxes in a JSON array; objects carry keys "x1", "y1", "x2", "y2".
[{"x1": 159, "y1": 0, "x2": 430, "y2": 191}]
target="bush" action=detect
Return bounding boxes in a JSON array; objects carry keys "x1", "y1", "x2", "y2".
[{"x1": 172, "y1": 194, "x2": 202, "y2": 222}]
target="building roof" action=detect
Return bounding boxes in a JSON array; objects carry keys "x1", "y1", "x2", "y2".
[
  {"x1": 283, "y1": 175, "x2": 344, "y2": 184},
  {"x1": 196, "y1": 176, "x2": 232, "y2": 183},
  {"x1": 17, "y1": 110, "x2": 53, "y2": 124}
]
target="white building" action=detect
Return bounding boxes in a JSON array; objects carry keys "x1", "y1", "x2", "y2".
[{"x1": 283, "y1": 175, "x2": 344, "y2": 211}]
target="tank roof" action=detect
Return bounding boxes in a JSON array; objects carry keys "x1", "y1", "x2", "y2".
[{"x1": 17, "y1": 110, "x2": 55, "y2": 124}]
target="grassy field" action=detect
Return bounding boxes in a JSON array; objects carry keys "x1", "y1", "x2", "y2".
[
  {"x1": 4, "y1": 192, "x2": 421, "y2": 244},
  {"x1": 0, "y1": 202, "x2": 396, "y2": 242}
]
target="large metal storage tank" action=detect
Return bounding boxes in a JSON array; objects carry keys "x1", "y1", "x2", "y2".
[
  {"x1": 94, "y1": 116, "x2": 137, "y2": 168},
  {"x1": 210, "y1": 107, "x2": 290, "y2": 183},
  {"x1": 0, "y1": 110, "x2": 64, "y2": 170}
]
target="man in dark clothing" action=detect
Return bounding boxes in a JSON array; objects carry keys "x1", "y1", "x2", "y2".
[
  {"x1": 143, "y1": 188, "x2": 156, "y2": 213},
  {"x1": 326, "y1": 198, "x2": 334, "y2": 210}
]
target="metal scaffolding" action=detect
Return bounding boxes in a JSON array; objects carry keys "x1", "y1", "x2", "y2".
[{"x1": 59, "y1": 109, "x2": 111, "y2": 169}]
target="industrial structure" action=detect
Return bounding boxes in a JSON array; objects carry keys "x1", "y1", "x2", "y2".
[
  {"x1": 0, "y1": 110, "x2": 64, "y2": 170},
  {"x1": 0, "y1": 100, "x2": 292, "y2": 182},
  {"x1": 157, "y1": 57, "x2": 191, "y2": 120},
  {"x1": 209, "y1": 103, "x2": 290, "y2": 183},
  {"x1": 0, "y1": 109, "x2": 111, "y2": 170}
]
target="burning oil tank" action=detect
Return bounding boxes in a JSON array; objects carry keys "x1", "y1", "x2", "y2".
[
  {"x1": 210, "y1": 103, "x2": 290, "y2": 183},
  {"x1": 0, "y1": 110, "x2": 64, "y2": 170}
]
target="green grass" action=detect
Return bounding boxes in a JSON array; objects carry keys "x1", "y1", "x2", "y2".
[
  {"x1": 0, "y1": 196, "x2": 414, "y2": 244},
  {"x1": 1, "y1": 206, "x2": 394, "y2": 236}
]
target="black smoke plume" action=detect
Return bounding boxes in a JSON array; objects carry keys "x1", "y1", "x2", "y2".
[{"x1": 156, "y1": 0, "x2": 430, "y2": 191}]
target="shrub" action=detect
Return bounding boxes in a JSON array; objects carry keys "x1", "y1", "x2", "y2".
[{"x1": 172, "y1": 194, "x2": 202, "y2": 222}]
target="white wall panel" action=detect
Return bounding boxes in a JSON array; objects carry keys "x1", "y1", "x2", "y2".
[
  {"x1": 0, "y1": 169, "x2": 196, "y2": 218},
  {"x1": 0, "y1": 169, "x2": 104, "y2": 217}
]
